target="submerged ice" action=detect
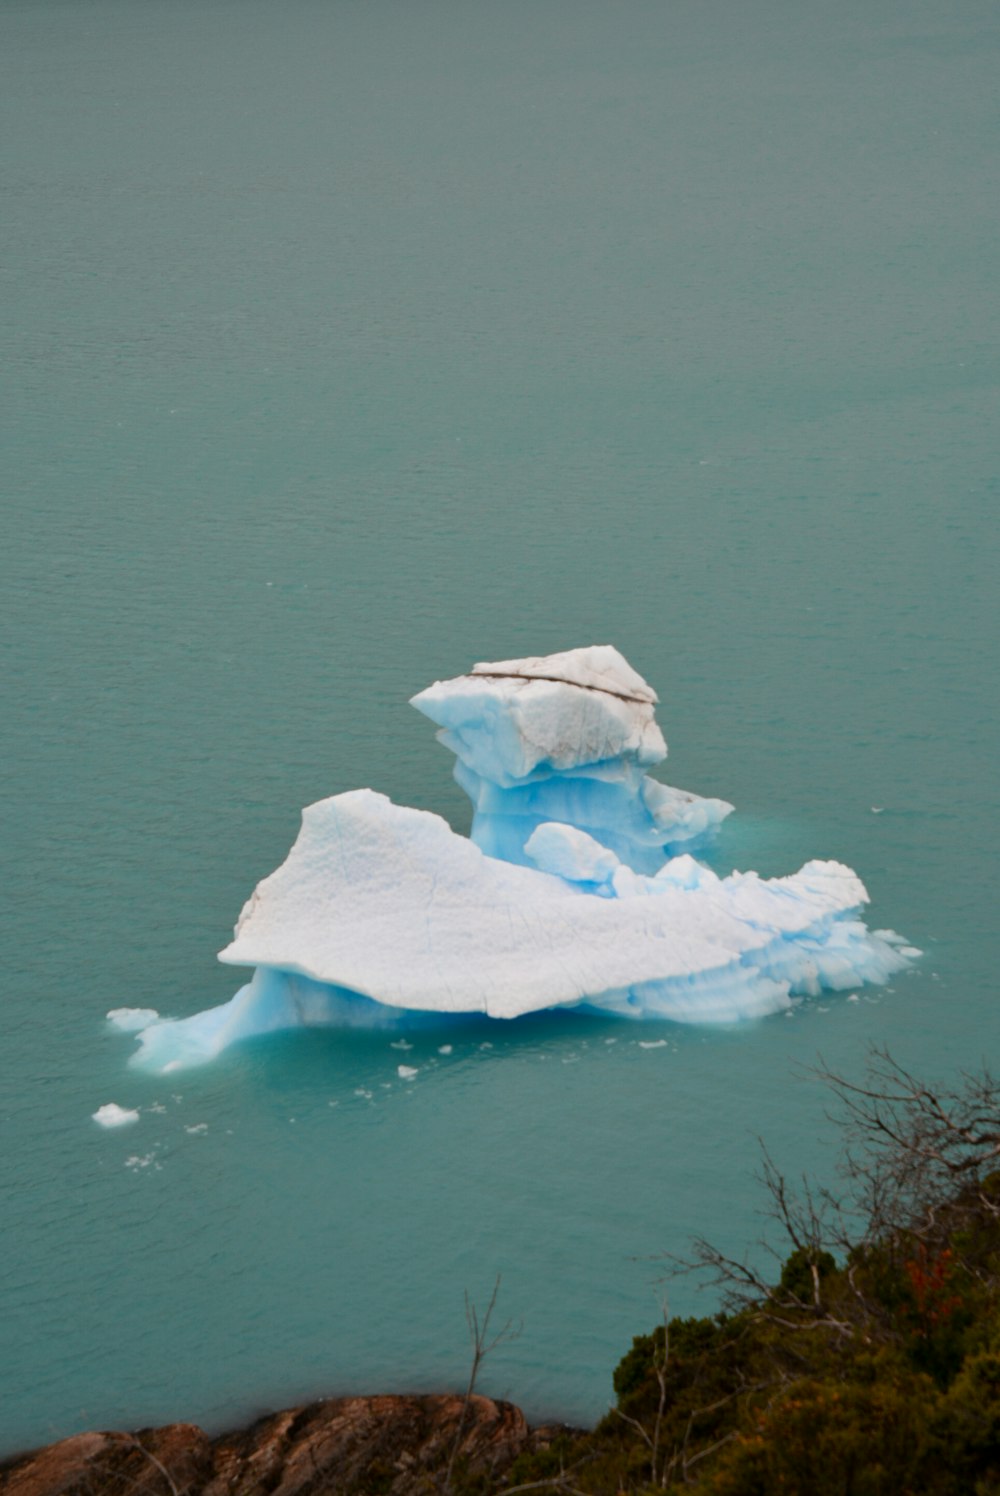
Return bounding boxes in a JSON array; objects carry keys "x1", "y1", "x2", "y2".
[{"x1": 128, "y1": 647, "x2": 914, "y2": 1072}]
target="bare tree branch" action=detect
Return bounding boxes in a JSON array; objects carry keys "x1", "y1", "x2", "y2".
[{"x1": 443, "y1": 1274, "x2": 521, "y2": 1494}]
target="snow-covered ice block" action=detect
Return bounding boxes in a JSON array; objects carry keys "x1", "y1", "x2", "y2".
[{"x1": 412, "y1": 645, "x2": 667, "y2": 785}]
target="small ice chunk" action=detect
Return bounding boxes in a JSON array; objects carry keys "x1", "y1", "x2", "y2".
[
  {"x1": 438, "y1": 1044, "x2": 453, "y2": 1055},
  {"x1": 184, "y1": 1123, "x2": 208, "y2": 1135},
  {"x1": 638, "y1": 1039, "x2": 668, "y2": 1049},
  {"x1": 390, "y1": 1039, "x2": 413, "y2": 1050},
  {"x1": 653, "y1": 854, "x2": 715, "y2": 891},
  {"x1": 93, "y1": 1103, "x2": 139, "y2": 1128},
  {"x1": 525, "y1": 823, "x2": 620, "y2": 884},
  {"x1": 397, "y1": 1064, "x2": 418, "y2": 1080},
  {"x1": 107, "y1": 1007, "x2": 159, "y2": 1033}
]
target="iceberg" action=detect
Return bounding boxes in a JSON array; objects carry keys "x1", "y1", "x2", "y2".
[{"x1": 128, "y1": 647, "x2": 914, "y2": 1072}]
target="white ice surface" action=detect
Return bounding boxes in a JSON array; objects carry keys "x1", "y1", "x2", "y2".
[
  {"x1": 107, "y1": 1008, "x2": 160, "y2": 1033},
  {"x1": 131, "y1": 790, "x2": 913, "y2": 1072},
  {"x1": 470, "y1": 645, "x2": 658, "y2": 702},
  {"x1": 219, "y1": 791, "x2": 890, "y2": 1014},
  {"x1": 93, "y1": 1103, "x2": 140, "y2": 1127}
]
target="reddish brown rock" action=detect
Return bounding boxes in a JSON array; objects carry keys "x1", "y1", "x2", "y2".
[
  {"x1": 0, "y1": 1394, "x2": 568, "y2": 1496},
  {"x1": 0, "y1": 1423, "x2": 212, "y2": 1496}
]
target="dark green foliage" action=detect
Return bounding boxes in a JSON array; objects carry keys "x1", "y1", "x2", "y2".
[
  {"x1": 694, "y1": 1371, "x2": 939, "y2": 1496},
  {"x1": 473, "y1": 1056, "x2": 1000, "y2": 1495},
  {"x1": 778, "y1": 1245, "x2": 837, "y2": 1301},
  {"x1": 491, "y1": 1252, "x2": 1000, "y2": 1493},
  {"x1": 611, "y1": 1315, "x2": 729, "y2": 1412},
  {"x1": 932, "y1": 1342, "x2": 1000, "y2": 1491}
]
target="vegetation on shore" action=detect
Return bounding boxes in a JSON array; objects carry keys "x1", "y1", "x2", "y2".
[{"x1": 471, "y1": 1050, "x2": 1000, "y2": 1495}]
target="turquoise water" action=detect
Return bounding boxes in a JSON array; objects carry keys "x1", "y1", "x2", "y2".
[{"x1": 3, "y1": 0, "x2": 998, "y2": 1455}]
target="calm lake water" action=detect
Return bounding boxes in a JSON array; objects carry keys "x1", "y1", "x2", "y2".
[{"x1": 3, "y1": 0, "x2": 998, "y2": 1456}]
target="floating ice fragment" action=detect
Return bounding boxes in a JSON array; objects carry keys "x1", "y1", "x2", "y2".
[
  {"x1": 390, "y1": 1040, "x2": 413, "y2": 1051},
  {"x1": 397, "y1": 1065, "x2": 418, "y2": 1080},
  {"x1": 184, "y1": 1123, "x2": 208, "y2": 1135},
  {"x1": 438, "y1": 1045, "x2": 453, "y2": 1055},
  {"x1": 107, "y1": 1008, "x2": 159, "y2": 1032},
  {"x1": 93, "y1": 1103, "x2": 139, "y2": 1128},
  {"x1": 638, "y1": 1040, "x2": 669, "y2": 1049},
  {"x1": 122, "y1": 645, "x2": 917, "y2": 1072}
]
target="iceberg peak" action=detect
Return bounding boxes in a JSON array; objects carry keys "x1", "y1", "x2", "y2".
[{"x1": 412, "y1": 644, "x2": 729, "y2": 871}]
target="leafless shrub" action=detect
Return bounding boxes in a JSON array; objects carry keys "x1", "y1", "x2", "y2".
[
  {"x1": 668, "y1": 1045, "x2": 1000, "y2": 1345},
  {"x1": 443, "y1": 1275, "x2": 521, "y2": 1493}
]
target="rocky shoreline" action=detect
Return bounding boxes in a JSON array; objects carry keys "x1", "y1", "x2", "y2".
[{"x1": 0, "y1": 1393, "x2": 572, "y2": 1496}]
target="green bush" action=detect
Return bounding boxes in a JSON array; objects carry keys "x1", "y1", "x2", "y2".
[{"x1": 693, "y1": 1374, "x2": 937, "y2": 1496}]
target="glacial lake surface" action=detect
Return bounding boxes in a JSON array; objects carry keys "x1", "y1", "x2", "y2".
[{"x1": 3, "y1": 0, "x2": 998, "y2": 1455}]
